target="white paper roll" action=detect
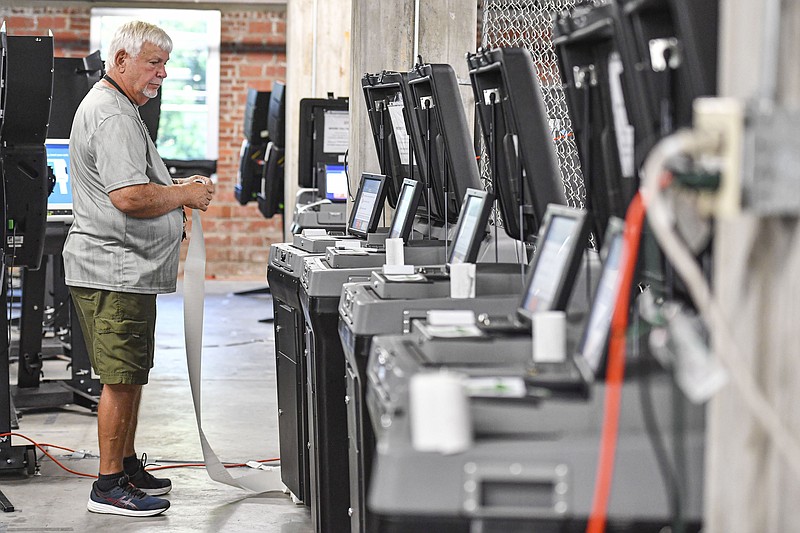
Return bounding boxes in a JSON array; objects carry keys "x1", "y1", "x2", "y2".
[
  {"x1": 533, "y1": 310, "x2": 567, "y2": 363},
  {"x1": 385, "y1": 237, "x2": 405, "y2": 266},
  {"x1": 409, "y1": 371, "x2": 472, "y2": 454},
  {"x1": 449, "y1": 263, "x2": 476, "y2": 299}
]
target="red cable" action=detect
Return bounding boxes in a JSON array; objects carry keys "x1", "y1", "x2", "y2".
[
  {"x1": 0, "y1": 432, "x2": 96, "y2": 478},
  {"x1": 586, "y1": 192, "x2": 647, "y2": 533},
  {"x1": 1, "y1": 432, "x2": 279, "y2": 478}
]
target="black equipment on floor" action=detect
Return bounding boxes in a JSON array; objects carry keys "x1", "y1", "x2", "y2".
[{"x1": 1, "y1": 28, "x2": 54, "y2": 500}]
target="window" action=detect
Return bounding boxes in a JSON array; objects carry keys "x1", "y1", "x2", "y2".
[{"x1": 90, "y1": 8, "x2": 221, "y2": 161}]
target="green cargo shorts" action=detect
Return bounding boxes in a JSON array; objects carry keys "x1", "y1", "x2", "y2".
[{"x1": 69, "y1": 286, "x2": 156, "y2": 385}]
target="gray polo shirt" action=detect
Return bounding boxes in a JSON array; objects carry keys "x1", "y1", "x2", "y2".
[{"x1": 63, "y1": 83, "x2": 183, "y2": 294}]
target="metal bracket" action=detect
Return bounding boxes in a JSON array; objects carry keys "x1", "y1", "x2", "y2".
[
  {"x1": 483, "y1": 88, "x2": 501, "y2": 105},
  {"x1": 572, "y1": 65, "x2": 597, "y2": 89},
  {"x1": 419, "y1": 96, "x2": 434, "y2": 109},
  {"x1": 649, "y1": 37, "x2": 681, "y2": 72}
]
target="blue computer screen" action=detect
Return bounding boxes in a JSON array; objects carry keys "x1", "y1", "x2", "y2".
[
  {"x1": 45, "y1": 139, "x2": 72, "y2": 211},
  {"x1": 325, "y1": 164, "x2": 348, "y2": 202}
]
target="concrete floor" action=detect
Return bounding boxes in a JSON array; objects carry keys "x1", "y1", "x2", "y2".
[{"x1": 1, "y1": 281, "x2": 313, "y2": 532}]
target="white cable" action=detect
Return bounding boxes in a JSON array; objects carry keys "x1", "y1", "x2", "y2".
[{"x1": 641, "y1": 130, "x2": 800, "y2": 477}]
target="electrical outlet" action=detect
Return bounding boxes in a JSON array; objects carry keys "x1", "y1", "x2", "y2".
[{"x1": 692, "y1": 97, "x2": 745, "y2": 217}]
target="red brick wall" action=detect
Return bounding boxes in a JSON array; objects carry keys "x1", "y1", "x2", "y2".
[
  {"x1": 0, "y1": 5, "x2": 287, "y2": 281},
  {"x1": 1, "y1": 5, "x2": 91, "y2": 57},
  {"x1": 207, "y1": 9, "x2": 286, "y2": 280}
]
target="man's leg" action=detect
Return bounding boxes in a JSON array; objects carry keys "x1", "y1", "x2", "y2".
[
  {"x1": 71, "y1": 287, "x2": 169, "y2": 515},
  {"x1": 122, "y1": 385, "x2": 172, "y2": 495},
  {"x1": 97, "y1": 383, "x2": 142, "y2": 475},
  {"x1": 88, "y1": 382, "x2": 169, "y2": 516},
  {"x1": 123, "y1": 386, "x2": 142, "y2": 459}
]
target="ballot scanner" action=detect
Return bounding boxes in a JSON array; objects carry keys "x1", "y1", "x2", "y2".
[
  {"x1": 364, "y1": 219, "x2": 705, "y2": 532},
  {"x1": 298, "y1": 186, "x2": 528, "y2": 532},
  {"x1": 268, "y1": 172, "x2": 427, "y2": 505},
  {"x1": 335, "y1": 191, "x2": 540, "y2": 533},
  {"x1": 336, "y1": 203, "x2": 595, "y2": 533}
]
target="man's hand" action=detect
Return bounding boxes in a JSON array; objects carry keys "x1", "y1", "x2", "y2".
[{"x1": 180, "y1": 175, "x2": 215, "y2": 211}]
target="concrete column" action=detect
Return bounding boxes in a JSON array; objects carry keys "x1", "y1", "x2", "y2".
[
  {"x1": 285, "y1": 0, "x2": 352, "y2": 238},
  {"x1": 349, "y1": 0, "x2": 477, "y2": 210},
  {"x1": 705, "y1": 1, "x2": 800, "y2": 531}
]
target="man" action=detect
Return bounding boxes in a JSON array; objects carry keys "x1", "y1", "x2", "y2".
[{"x1": 63, "y1": 21, "x2": 215, "y2": 517}]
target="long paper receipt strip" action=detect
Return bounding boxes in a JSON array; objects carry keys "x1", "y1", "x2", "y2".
[{"x1": 183, "y1": 210, "x2": 285, "y2": 492}]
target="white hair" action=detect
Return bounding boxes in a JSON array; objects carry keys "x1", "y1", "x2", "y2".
[{"x1": 106, "y1": 21, "x2": 172, "y2": 70}]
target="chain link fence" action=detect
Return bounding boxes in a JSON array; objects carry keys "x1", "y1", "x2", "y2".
[{"x1": 479, "y1": 0, "x2": 605, "y2": 218}]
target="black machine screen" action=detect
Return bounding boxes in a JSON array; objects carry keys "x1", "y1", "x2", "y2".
[
  {"x1": 449, "y1": 195, "x2": 482, "y2": 264},
  {"x1": 388, "y1": 182, "x2": 415, "y2": 239},
  {"x1": 350, "y1": 177, "x2": 382, "y2": 234},
  {"x1": 521, "y1": 215, "x2": 578, "y2": 313},
  {"x1": 579, "y1": 230, "x2": 623, "y2": 372}
]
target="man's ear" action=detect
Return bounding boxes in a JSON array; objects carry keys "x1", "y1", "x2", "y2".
[{"x1": 115, "y1": 50, "x2": 128, "y2": 71}]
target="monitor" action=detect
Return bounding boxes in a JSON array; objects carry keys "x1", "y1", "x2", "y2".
[
  {"x1": 615, "y1": 0, "x2": 718, "y2": 154},
  {"x1": 235, "y1": 139, "x2": 266, "y2": 205},
  {"x1": 138, "y1": 85, "x2": 161, "y2": 144},
  {"x1": 297, "y1": 96, "x2": 349, "y2": 189},
  {"x1": 447, "y1": 188, "x2": 494, "y2": 265},
  {"x1": 347, "y1": 173, "x2": 388, "y2": 238},
  {"x1": 45, "y1": 138, "x2": 73, "y2": 221},
  {"x1": 82, "y1": 50, "x2": 104, "y2": 83},
  {"x1": 2, "y1": 34, "x2": 53, "y2": 146},
  {"x1": 49, "y1": 55, "x2": 97, "y2": 138},
  {"x1": 323, "y1": 164, "x2": 348, "y2": 202},
  {"x1": 519, "y1": 204, "x2": 590, "y2": 318},
  {"x1": 553, "y1": 7, "x2": 638, "y2": 246},
  {"x1": 576, "y1": 218, "x2": 624, "y2": 374},
  {"x1": 162, "y1": 159, "x2": 216, "y2": 180},
  {"x1": 267, "y1": 81, "x2": 286, "y2": 148},
  {"x1": 243, "y1": 88, "x2": 271, "y2": 143},
  {"x1": 387, "y1": 178, "x2": 423, "y2": 242},
  {"x1": 362, "y1": 71, "x2": 422, "y2": 208},
  {"x1": 257, "y1": 142, "x2": 285, "y2": 218},
  {"x1": 406, "y1": 63, "x2": 482, "y2": 224},
  {"x1": 467, "y1": 47, "x2": 566, "y2": 242}
]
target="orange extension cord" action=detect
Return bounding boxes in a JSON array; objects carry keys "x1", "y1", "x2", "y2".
[
  {"x1": 0, "y1": 432, "x2": 278, "y2": 478},
  {"x1": 586, "y1": 192, "x2": 647, "y2": 533}
]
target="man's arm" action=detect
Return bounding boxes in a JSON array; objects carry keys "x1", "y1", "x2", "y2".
[{"x1": 109, "y1": 176, "x2": 215, "y2": 218}]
